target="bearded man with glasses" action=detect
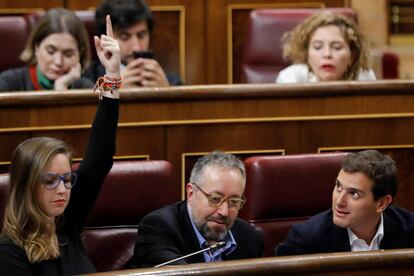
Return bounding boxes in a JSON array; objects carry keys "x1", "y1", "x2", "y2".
[{"x1": 133, "y1": 151, "x2": 264, "y2": 267}]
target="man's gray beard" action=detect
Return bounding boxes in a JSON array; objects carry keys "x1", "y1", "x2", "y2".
[
  {"x1": 188, "y1": 203, "x2": 231, "y2": 242},
  {"x1": 198, "y1": 222, "x2": 228, "y2": 242}
]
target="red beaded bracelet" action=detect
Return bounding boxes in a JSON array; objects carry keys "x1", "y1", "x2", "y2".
[{"x1": 94, "y1": 75, "x2": 122, "y2": 99}]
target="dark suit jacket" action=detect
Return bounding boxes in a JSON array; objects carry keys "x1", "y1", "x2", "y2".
[
  {"x1": 133, "y1": 201, "x2": 264, "y2": 267},
  {"x1": 276, "y1": 205, "x2": 414, "y2": 256}
]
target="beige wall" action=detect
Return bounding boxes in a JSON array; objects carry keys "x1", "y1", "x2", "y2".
[
  {"x1": 391, "y1": 47, "x2": 414, "y2": 79},
  {"x1": 351, "y1": 0, "x2": 388, "y2": 47},
  {"x1": 352, "y1": 0, "x2": 414, "y2": 79}
]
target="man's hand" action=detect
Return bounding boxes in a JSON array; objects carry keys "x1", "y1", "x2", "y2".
[{"x1": 122, "y1": 58, "x2": 170, "y2": 88}]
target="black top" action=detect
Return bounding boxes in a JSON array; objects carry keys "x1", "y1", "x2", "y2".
[
  {"x1": 83, "y1": 59, "x2": 183, "y2": 86},
  {"x1": 275, "y1": 206, "x2": 414, "y2": 256},
  {"x1": 0, "y1": 97, "x2": 119, "y2": 275},
  {"x1": 133, "y1": 201, "x2": 264, "y2": 267},
  {"x1": 0, "y1": 66, "x2": 94, "y2": 92}
]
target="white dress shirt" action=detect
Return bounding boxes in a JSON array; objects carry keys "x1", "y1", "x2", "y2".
[
  {"x1": 347, "y1": 214, "x2": 384, "y2": 251},
  {"x1": 275, "y1": 64, "x2": 376, "y2": 83}
]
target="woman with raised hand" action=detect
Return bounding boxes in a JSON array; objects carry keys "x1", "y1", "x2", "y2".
[
  {"x1": 0, "y1": 8, "x2": 94, "y2": 92},
  {"x1": 0, "y1": 15, "x2": 121, "y2": 275},
  {"x1": 276, "y1": 12, "x2": 375, "y2": 83}
]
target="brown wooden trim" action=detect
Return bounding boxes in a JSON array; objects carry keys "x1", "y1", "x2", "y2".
[
  {"x1": 319, "y1": 144, "x2": 414, "y2": 153},
  {"x1": 1, "y1": 81, "x2": 414, "y2": 106},
  {"x1": 85, "y1": 248, "x2": 414, "y2": 275},
  {"x1": 0, "y1": 8, "x2": 44, "y2": 14},
  {"x1": 3, "y1": 112, "x2": 414, "y2": 134},
  {"x1": 151, "y1": 5, "x2": 186, "y2": 83}
]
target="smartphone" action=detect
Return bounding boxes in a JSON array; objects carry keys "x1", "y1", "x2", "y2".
[{"x1": 133, "y1": 51, "x2": 154, "y2": 59}]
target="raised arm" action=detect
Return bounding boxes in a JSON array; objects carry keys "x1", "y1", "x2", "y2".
[
  {"x1": 65, "y1": 15, "x2": 121, "y2": 229},
  {"x1": 94, "y1": 15, "x2": 121, "y2": 80}
]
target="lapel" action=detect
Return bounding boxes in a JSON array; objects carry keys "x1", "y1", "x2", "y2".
[
  {"x1": 179, "y1": 202, "x2": 206, "y2": 263},
  {"x1": 380, "y1": 208, "x2": 404, "y2": 249},
  {"x1": 223, "y1": 219, "x2": 242, "y2": 260},
  {"x1": 327, "y1": 211, "x2": 352, "y2": 252},
  {"x1": 330, "y1": 226, "x2": 351, "y2": 252}
]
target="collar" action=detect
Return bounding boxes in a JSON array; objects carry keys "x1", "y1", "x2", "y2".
[
  {"x1": 306, "y1": 66, "x2": 318, "y2": 82},
  {"x1": 29, "y1": 64, "x2": 55, "y2": 90},
  {"x1": 347, "y1": 213, "x2": 384, "y2": 251},
  {"x1": 308, "y1": 73, "x2": 318, "y2": 82},
  {"x1": 187, "y1": 203, "x2": 237, "y2": 261}
]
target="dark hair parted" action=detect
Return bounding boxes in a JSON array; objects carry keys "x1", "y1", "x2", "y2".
[
  {"x1": 281, "y1": 12, "x2": 371, "y2": 80},
  {"x1": 341, "y1": 150, "x2": 398, "y2": 201},
  {"x1": 189, "y1": 151, "x2": 246, "y2": 189},
  {"x1": 20, "y1": 8, "x2": 91, "y2": 70},
  {"x1": 95, "y1": 0, "x2": 153, "y2": 35}
]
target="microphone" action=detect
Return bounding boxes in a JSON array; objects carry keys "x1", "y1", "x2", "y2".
[{"x1": 154, "y1": 241, "x2": 227, "y2": 268}]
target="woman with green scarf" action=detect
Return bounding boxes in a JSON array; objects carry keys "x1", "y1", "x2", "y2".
[{"x1": 0, "y1": 8, "x2": 94, "y2": 92}]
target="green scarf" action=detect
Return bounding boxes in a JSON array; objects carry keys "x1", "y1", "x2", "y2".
[{"x1": 36, "y1": 65, "x2": 54, "y2": 90}]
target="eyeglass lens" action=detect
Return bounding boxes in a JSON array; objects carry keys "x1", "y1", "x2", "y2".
[
  {"x1": 45, "y1": 172, "x2": 76, "y2": 189},
  {"x1": 194, "y1": 183, "x2": 245, "y2": 210}
]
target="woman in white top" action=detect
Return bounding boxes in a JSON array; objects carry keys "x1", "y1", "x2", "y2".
[{"x1": 276, "y1": 12, "x2": 376, "y2": 83}]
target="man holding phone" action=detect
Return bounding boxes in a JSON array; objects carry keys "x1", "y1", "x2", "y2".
[{"x1": 85, "y1": 0, "x2": 181, "y2": 87}]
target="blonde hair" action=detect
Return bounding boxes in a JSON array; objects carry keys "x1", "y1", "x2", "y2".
[
  {"x1": 2, "y1": 137, "x2": 72, "y2": 263},
  {"x1": 281, "y1": 12, "x2": 371, "y2": 80}
]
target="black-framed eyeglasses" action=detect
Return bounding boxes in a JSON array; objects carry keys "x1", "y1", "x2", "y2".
[
  {"x1": 43, "y1": 172, "x2": 77, "y2": 190},
  {"x1": 192, "y1": 183, "x2": 246, "y2": 210}
]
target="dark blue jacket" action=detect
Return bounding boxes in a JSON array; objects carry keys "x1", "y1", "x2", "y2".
[{"x1": 276, "y1": 206, "x2": 414, "y2": 256}]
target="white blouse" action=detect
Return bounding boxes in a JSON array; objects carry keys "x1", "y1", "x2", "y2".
[{"x1": 275, "y1": 64, "x2": 376, "y2": 83}]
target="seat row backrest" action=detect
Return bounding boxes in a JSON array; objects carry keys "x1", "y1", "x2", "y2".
[
  {"x1": 0, "y1": 10, "x2": 97, "y2": 74},
  {"x1": 80, "y1": 160, "x2": 178, "y2": 272},
  {"x1": 240, "y1": 152, "x2": 347, "y2": 257},
  {"x1": 0, "y1": 160, "x2": 178, "y2": 272},
  {"x1": 0, "y1": 16, "x2": 31, "y2": 72},
  {"x1": 0, "y1": 153, "x2": 347, "y2": 267},
  {"x1": 240, "y1": 8, "x2": 357, "y2": 83}
]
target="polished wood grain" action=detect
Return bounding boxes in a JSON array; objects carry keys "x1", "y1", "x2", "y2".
[
  {"x1": 85, "y1": 248, "x2": 414, "y2": 275},
  {"x1": 1, "y1": 81, "x2": 414, "y2": 210},
  {"x1": 0, "y1": 0, "x2": 61, "y2": 13}
]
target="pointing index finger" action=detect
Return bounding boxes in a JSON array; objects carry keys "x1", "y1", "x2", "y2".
[{"x1": 106, "y1": 15, "x2": 114, "y2": 38}]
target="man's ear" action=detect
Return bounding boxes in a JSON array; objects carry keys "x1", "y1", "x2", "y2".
[
  {"x1": 186, "y1": 183, "x2": 194, "y2": 201},
  {"x1": 376, "y1": 194, "x2": 393, "y2": 213}
]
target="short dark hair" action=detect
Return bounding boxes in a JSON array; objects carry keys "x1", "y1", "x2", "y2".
[
  {"x1": 341, "y1": 150, "x2": 398, "y2": 200},
  {"x1": 189, "y1": 151, "x2": 246, "y2": 188},
  {"x1": 95, "y1": 0, "x2": 153, "y2": 35}
]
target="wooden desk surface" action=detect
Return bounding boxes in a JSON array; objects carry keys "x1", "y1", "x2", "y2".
[
  {"x1": 85, "y1": 248, "x2": 414, "y2": 275},
  {"x1": 1, "y1": 81, "x2": 414, "y2": 207}
]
